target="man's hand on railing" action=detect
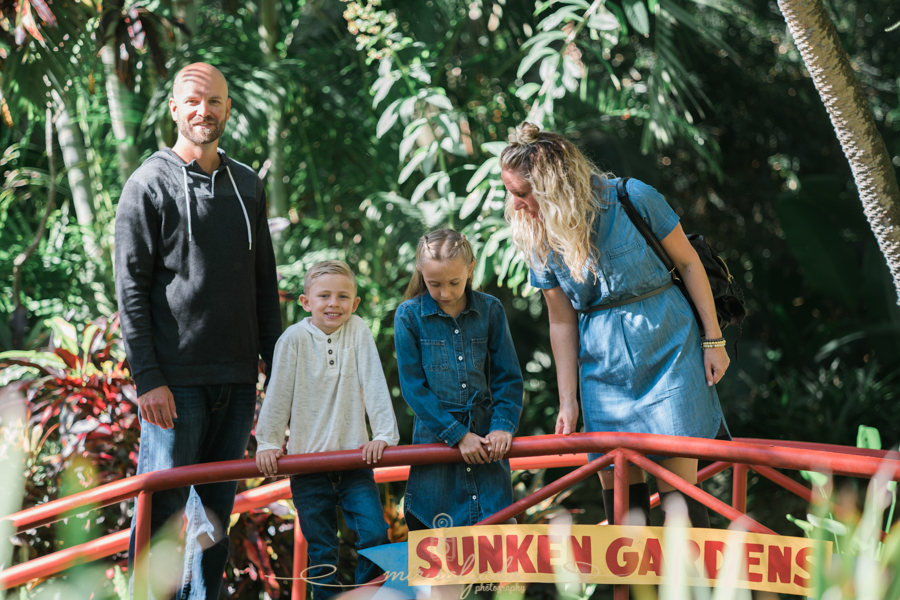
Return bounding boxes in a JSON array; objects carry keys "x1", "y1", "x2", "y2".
[{"x1": 256, "y1": 448, "x2": 284, "y2": 477}]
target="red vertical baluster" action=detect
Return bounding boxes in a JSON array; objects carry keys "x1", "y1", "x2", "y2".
[
  {"x1": 613, "y1": 451, "x2": 630, "y2": 600},
  {"x1": 132, "y1": 491, "x2": 152, "y2": 600},
  {"x1": 733, "y1": 463, "x2": 748, "y2": 514},
  {"x1": 292, "y1": 513, "x2": 307, "y2": 600}
]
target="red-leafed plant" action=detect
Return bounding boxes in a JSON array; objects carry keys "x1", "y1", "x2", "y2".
[{"x1": 0, "y1": 313, "x2": 139, "y2": 567}]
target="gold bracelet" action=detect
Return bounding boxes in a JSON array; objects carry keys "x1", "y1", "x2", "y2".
[{"x1": 700, "y1": 338, "x2": 726, "y2": 348}]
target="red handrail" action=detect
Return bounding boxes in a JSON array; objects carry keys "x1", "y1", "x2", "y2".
[
  {"x1": 2, "y1": 434, "x2": 897, "y2": 599},
  {"x1": 0, "y1": 454, "x2": 589, "y2": 589}
]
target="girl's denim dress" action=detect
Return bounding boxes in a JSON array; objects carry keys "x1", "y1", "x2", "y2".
[{"x1": 394, "y1": 289, "x2": 523, "y2": 529}]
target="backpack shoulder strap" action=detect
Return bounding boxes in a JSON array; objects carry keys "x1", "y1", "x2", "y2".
[{"x1": 615, "y1": 177, "x2": 676, "y2": 274}]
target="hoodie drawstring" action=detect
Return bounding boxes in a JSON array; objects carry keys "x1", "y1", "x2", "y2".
[
  {"x1": 226, "y1": 166, "x2": 253, "y2": 251},
  {"x1": 181, "y1": 166, "x2": 193, "y2": 241},
  {"x1": 179, "y1": 164, "x2": 253, "y2": 251}
]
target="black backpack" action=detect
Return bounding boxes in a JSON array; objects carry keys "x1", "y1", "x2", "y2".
[{"x1": 616, "y1": 177, "x2": 746, "y2": 356}]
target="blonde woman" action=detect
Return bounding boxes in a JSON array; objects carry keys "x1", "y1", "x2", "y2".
[{"x1": 501, "y1": 122, "x2": 730, "y2": 527}]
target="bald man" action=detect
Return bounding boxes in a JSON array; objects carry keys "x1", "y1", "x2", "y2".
[{"x1": 115, "y1": 63, "x2": 282, "y2": 598}]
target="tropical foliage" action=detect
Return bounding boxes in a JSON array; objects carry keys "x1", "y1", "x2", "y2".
[{"x1": 2, "y1": 0, "x2": 900, "y2": 597}]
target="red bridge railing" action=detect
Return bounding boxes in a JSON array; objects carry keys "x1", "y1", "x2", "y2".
[{"x1": 2, "y1": 433, "x2": 898, "y2": 600}]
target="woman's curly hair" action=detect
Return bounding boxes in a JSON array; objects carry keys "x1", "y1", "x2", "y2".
[{"x1": 501, "y1": 122, "x2": 612, "y2": 283}]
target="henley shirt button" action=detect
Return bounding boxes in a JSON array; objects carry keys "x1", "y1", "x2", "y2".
[
  {"x1": 327, "y1": 339, "x2": 332, "y2": 343},
  {"x1": 329, "y1": 360, "x2": 335, "y2": 365},
  {"x1": 328, "y1": 349, "x2": 333, "y2": 354},
  {"x1": 461, "y1": 383, "x2": 467, "y2": 389}
]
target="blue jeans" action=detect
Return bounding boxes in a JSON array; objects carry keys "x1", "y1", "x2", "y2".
[
  {"x1": 128, "y1": 383, "x2": 256, "y2": 600},
  {"x1": 290, "y1": 469, "x2": 389, "y2": 600}
]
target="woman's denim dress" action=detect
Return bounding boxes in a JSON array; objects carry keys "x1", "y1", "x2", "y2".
[
  {"x1": 394, "y1": 289, "x2": 523, "y2": 528},
  {"x1": 530, "y1": 177, "x2": 729, "y2": 463}
]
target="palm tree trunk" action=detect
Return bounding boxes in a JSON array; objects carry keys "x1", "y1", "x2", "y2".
[
  {"x1": 52, "y1": 91, "x2": 94, "y2": 227},
  {"x1": 101, "y1": 45, "x2": 139, "y2": 183},
  {"x1": 260, "y1": 0, "x2": 288, "y2": 219},
  {"x1": 778, "y1": 0, "x2": 900, "y2": 303},
  {"x1": 266, "y1": 115, "x2": 288, "y2": 218},
  {"x1": 52, "y1": 90, "x2": 102, "y2": 262}
]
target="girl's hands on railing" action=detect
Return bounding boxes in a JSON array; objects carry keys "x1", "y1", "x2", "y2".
[
  {"x1": 484, "y1": 430, "x2": 513, "y2": 461},
  {"x1": 457, "y1": 432, "x2": 490, "y2": 464},
  {"x1": 256, "y1": 448, "x2": 283, "y2": 477}
]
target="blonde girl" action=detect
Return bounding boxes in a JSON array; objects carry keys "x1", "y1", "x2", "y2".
[
  {"x1": 394, "y1": 229, "x2": 523, "y2": 530},
  {"x1": 502, "y1": 122, "x2": 731, "y2": 527}
]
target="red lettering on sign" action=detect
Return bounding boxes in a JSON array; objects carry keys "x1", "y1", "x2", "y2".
[
  {"x1": 506, "y1": 535, "x2": 536, "y2": 573},
  {"x1": 445, "y1": 536, "x2": 475, "y2": 576},
  {"x1": 742, "y1": 543, "x2": 764, "y2": 582},
  {"x1": 638, "y1": 538, "x2": 663, "y2": 576},
  {"x1": 768, "y1": 545, "x2": 792, "y2": 584},
  {"x1": 570, "y1": 536, "x2": 593, "y2": 574},
  {"x1": 704, "y1": 540, "x2": 727, "y2": 579},
  {"x1": 537, "y1": 535, "x2": 561, "y2": 574},
  {"x1": 686, "y1": 540, "x2": 702, "y2": 578},
  {"x1": 478, "y1": 535, "x2": 503, "y2": 573},
  {"x1": 416, "y1": 537, "x2": 441, "y2": 578},
  {"x1": 606, "y1": 537, "x2": 638, "y2": 577},
  {"x1": 794, "y1": 547, "x2": 812, "y2": 587}
]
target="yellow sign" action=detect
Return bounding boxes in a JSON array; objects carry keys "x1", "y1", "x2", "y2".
[{"x1": 408, "y1": 525, "x2": 830, "y2": 595}]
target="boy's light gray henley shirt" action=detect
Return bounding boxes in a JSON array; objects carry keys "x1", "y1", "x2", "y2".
[{"x1": 255, "y1": 315, "x2": 399, "y2": 455}]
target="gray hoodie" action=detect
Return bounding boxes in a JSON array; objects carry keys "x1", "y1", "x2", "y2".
[{"x1": 114, "y1": 148, "x2": 282, "y2": 396}]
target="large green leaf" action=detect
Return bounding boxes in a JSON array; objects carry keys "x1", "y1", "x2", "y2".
[
  {"x1": 376, "y1": 98, "x2": 403, "y2": 138},
  {"x1": 622, "y1": 0, "x2": 651, "y2": 36}
]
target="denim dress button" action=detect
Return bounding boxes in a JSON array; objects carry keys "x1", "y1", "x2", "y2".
[
  {"x1": 458, "y1": 356, "x2": 463, "y2": 361},
  {"x1": 461, "y1": 383, "x2": 467, "y2": 389}
]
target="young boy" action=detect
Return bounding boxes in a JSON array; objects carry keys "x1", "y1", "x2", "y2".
[{"x1": 255, "y1": 260, "x2": 399, "y2": 600}]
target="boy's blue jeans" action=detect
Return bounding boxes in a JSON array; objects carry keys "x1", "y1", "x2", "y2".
[
  {"x1": 290, "y1": 469, "x2": 389, "y2": 600},
  {"x1": 128, "y1": 383, "x2": 256, "y2": 600}
]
